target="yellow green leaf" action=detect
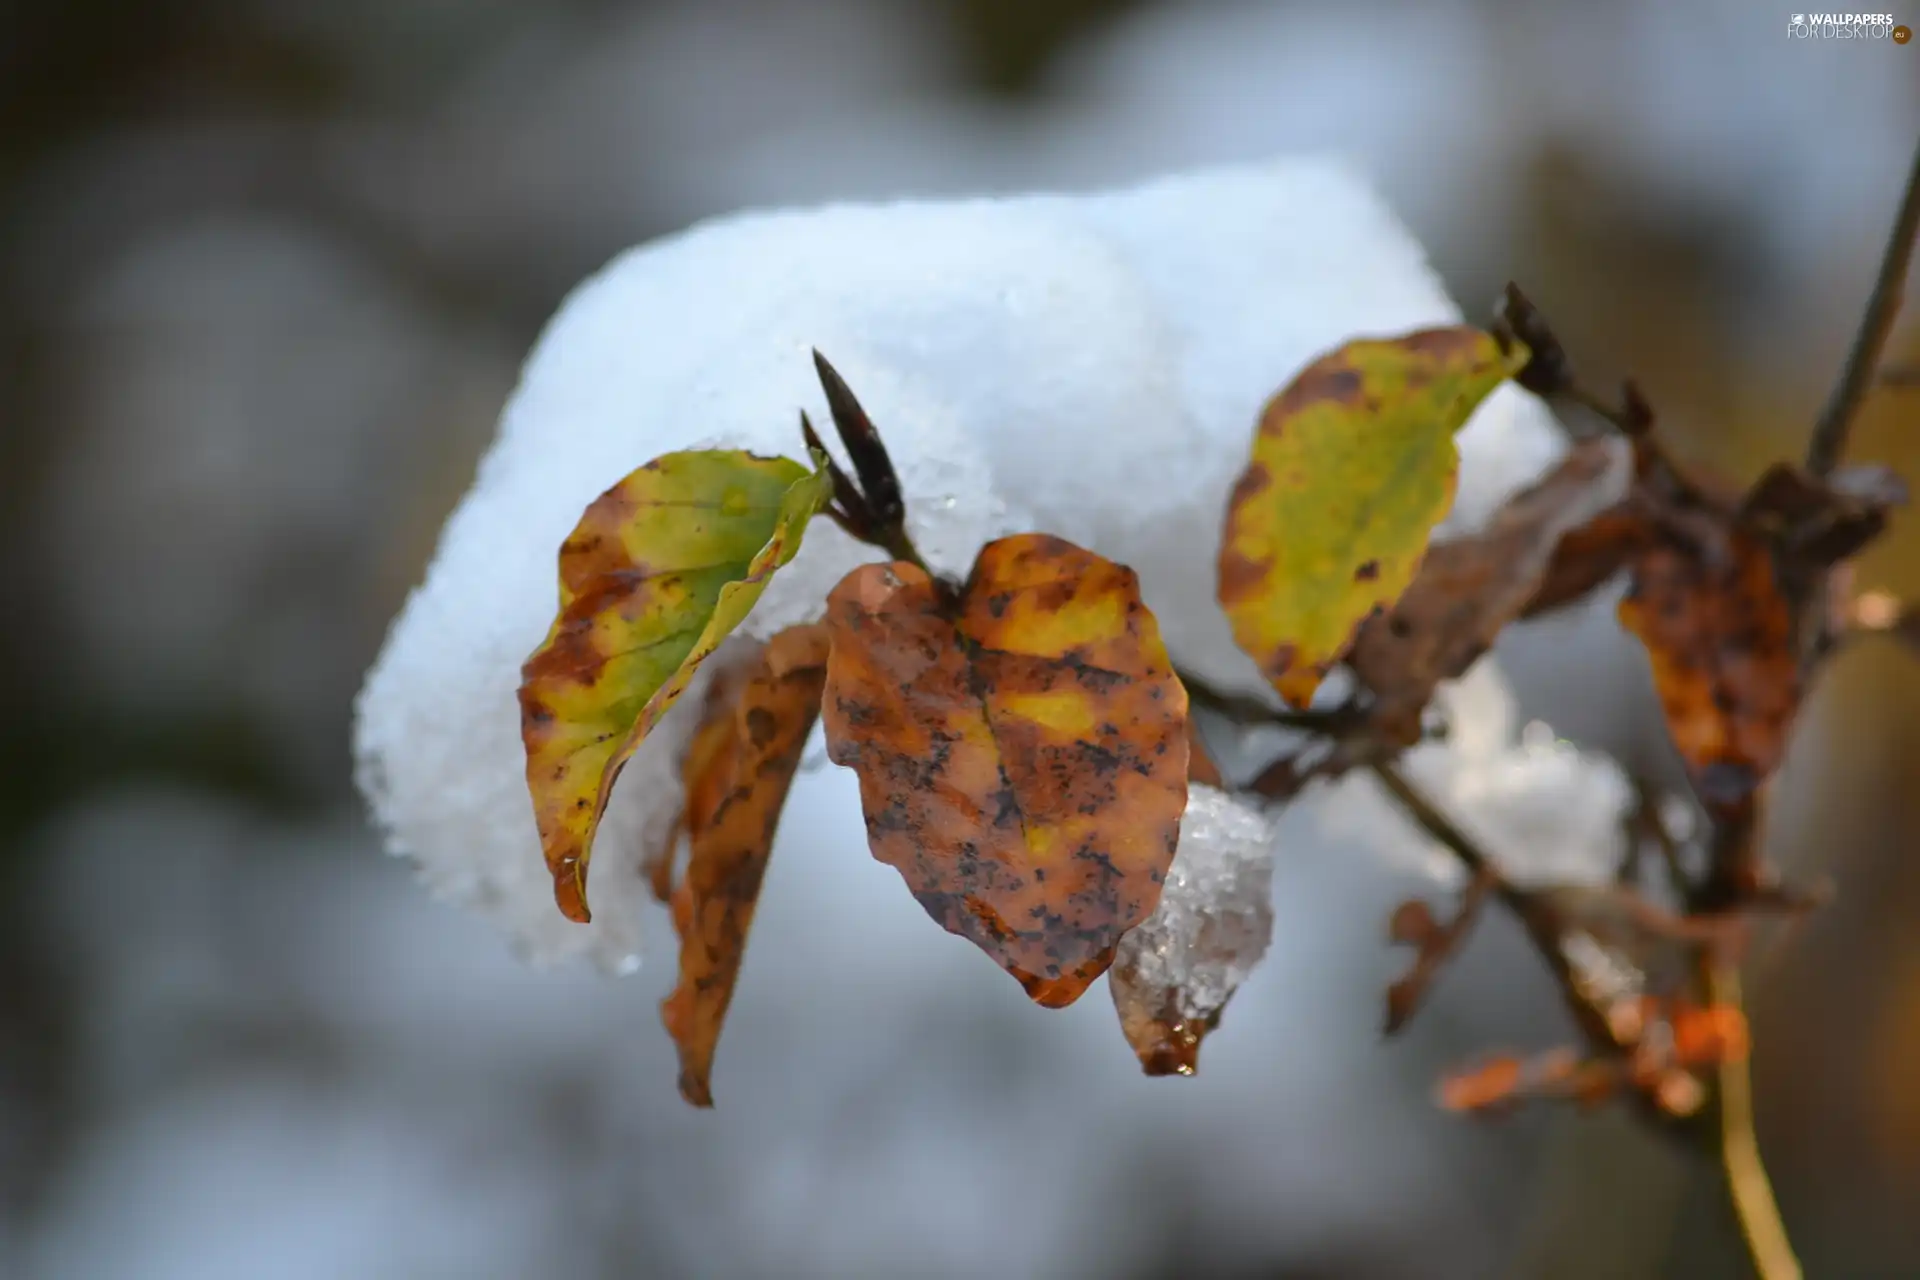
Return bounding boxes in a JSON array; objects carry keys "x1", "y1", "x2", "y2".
[
  {"x1": 1217, "y1": 327, "x2": 1528, "y2": 707},
  {"x1": 518, "y1": 450, "x2": 832, "y2": 923}
]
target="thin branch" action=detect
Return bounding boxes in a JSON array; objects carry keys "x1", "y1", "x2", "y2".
[
  {"x1": 1563, "y1": 379, "x2": 1654, "y2": 439},
  {"x1": 1368, "y1": 759, "x2": 1622, "y2": 1050},
  {"x1": 1175, "y1": 668, "x2": 1351, "y2": 732},
  {"x1": 1385, "y1": 868, "x2": 1497, "y2": 1034},
  {"x1": 1806, "y1": 134, "x2": 1920, "y2": 477},
  {"x1": 1627, "y1": 775, "x2": 1693, "y2": 901},
  {"x1": 1708, "y1": 964, "x2": 1803, "y2": 1280}
]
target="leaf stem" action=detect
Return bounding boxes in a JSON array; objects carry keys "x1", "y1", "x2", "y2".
[
  {"x1": 1805, "y1": 134, "x2": 1920, "y2": 478},
  {"x1": 878, "y1": 526, "x2": 934, "y2": 581},
  {"x1": 1708, "y1": 964, "x2": 1802, "y2": 1280}
]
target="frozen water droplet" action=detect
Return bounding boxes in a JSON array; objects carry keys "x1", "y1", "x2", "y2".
[{"x1": 1109, "y1": 787, "x2": 1277, "y2": 1075}]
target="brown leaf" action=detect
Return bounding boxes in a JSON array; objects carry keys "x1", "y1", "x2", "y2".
[
  {"x1": 1350, "y1": 441, "x2": 1620, "y2": 742},
  {"x1": 1665, "y1": 1001, "x2": 1750, "y2": 1070},
  {"x1": 1383, "y1": 868, "x2": 1495, "y2": 1035},
  {"x1": 1519, "y1": 503, "x2": 1658, "y2": 620},
  {"x1": 1438, "y1": 1048, "x2": 1621, "y2": 1115},
  {"x1": 645, "y1": 656, "x2": 761, "y2": 905},
  {"x1": 1186, "y1": 719, "x2": 1224, "y2": 789},
  {"x1": 822, "y1": 534, "x2": 1190, "y2": 1007},
  {"x1": 1739, "y1": 461, "x2": 1907, "y2": 568},
  {"x1": 660, "y1": 624, "x2": 830, "y2": 1107},
  {"x1": 643, "y1": 831, "x2": 680, "y2": 905},
  {"x1": 1617, "y1": 530, "x2": 1799, "y2": 820},
  {"x1": 1387, "y1": 899, "x2": 1441, "y2": 947},
  {"x1": 1437, "y1": 1055, "x2": 1526, "y2": 1113},
  {"x1": 1622, "y1": 997, "x2": 1749, "y2": 1117}
]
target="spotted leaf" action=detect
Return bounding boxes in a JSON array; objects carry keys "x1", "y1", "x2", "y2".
[
  {"x1": 662, "y1": 624, "x2": 830, "y2": 1107},
  {"x1": 519, "y1": 450, "x2": 831, "y2": 923},
  {"x1": 821, "y1": 534, "x2": 1190, "y2": 1007},
  {"x1": 1218, "y1": 327, "x2": 1528, "y2": 707},
  {"x1": 1616, "y1": 529, "x2": 1798, "y2": 823}
]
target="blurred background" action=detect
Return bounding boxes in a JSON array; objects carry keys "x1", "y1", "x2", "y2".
[{"x1": 2, "y1": 1, "x2": 1918, "y2": 1276}]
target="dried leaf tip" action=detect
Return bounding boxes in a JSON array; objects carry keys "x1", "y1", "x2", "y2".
[
  {"x1": 811, "y1": 349, "x2": 904, "y2": 529},
  {"x1": 1494, "y1": 282, "x2": 1574, "y2": 398},
  {"x1": 800, "y1": 409, "x2": 876, "y2": 534}
]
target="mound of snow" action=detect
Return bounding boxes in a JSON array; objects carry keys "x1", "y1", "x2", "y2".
[{"x1": 354, "y1": 159, "x2": 1587, "y2": 968}]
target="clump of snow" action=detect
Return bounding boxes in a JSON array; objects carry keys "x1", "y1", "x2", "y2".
[
  {"x1": 1311, "y1": 658, "x2": 1634, "y2": 891},
  {"x1": 355, "y1": 159, "x2": 1590, "y2": 967},
  {"x1": 1111, "y1": 785, "x2": 1278, "y2": 1059}
]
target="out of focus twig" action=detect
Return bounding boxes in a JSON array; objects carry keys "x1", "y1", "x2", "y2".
[
  {"x1": 1805, "y1": 136, "x2": 1920, "y2": 478},
  {"x1": 1368, "y1": 759, "x2": 1622, "y2": 1050},
  {"x1": 1709, "y1": 964, "x2": 1803, "y2": 1280}
]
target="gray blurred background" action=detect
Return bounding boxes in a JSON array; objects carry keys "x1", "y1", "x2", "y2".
[{"x1": 3, "y1": 1, "x2": 1919, "y2": 1276}]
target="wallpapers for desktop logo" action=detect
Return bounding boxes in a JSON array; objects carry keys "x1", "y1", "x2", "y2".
[{"x1": 1787, "y1": 12, "x2": 1901, "y2": 37}]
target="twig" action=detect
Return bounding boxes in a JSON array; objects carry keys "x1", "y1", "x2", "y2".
[
  {"x1": 1805, "y1": 135, "x2": 1920, "y2": 478},
  {"x1": 1563, "y1": 380, "x2": 1654, "y2": 439},
  {"x1": 1368, "y1": 759, "x2": 1622, "y2": 1050},
  {"x1": 1707, "y1": 964, "x2": 1803, "y2": 1280},
  {"x1": 1385, "y1": 867, "x2": 1497, "y2": 1034},
  {"x1": 1175, "y1": 668, "x2": 1354, "y2": 732},
  {"x1": 1694, "y1": 145, "x2": 1919, "y2": 1279}
]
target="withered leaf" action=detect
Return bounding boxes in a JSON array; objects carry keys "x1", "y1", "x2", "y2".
[
  {"x1": 1218, "y1": 326, "x2": 1528, "y2": 707},
  {"x1": 822, "y1": 534, "x2": 1190, "y2": 1007},
  {"x1": 1436, "y1": 1054, "x2": 1526, "y2": 1114},
  {"x1": 518, "y1": 449, "x2": 830, "y2": 923},
  {"x1": 1617, "y1": 530, "x2": 1799, "y2": 820},
  {"x1": 1518, "y1": 503, "x2": 1657, "y2": 620},
  {"x1": 1383, "y1": 868, "x2": 1495, "y2": 1035},
  {"x1": 1739, "y1": 461, "x2": 1907, "y2": 568},
  {"x1": 661, "y1": 623, "x2": 831, "y2": 1107},
  {"x1": 1186, "y1": 719, "x2": 1225, "y2": 789},
  {"x1": 645, "y1": 658, "x2": 758, "y2": 905},
  {"x1": 1662, "y1": 1000, "x2": 1750, "y2": 1071},
  {"x1": 1350, "y1": 440, "x2": 1619, "y2": 743},
  {"x1": 1437, "y1": 1048, "x2": 1615, "y2": 1115},
  {"x1": 1109, "y1": 787, "x2": 1276, "y2": 1075},
  {"x1": 663, "y1": 653, "x2": 760, "y2": 902}
]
